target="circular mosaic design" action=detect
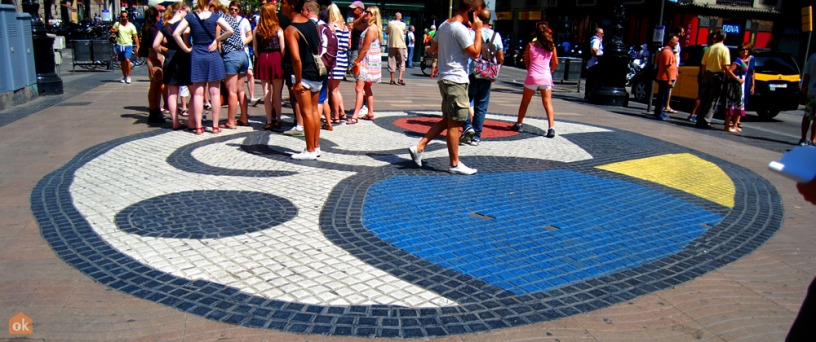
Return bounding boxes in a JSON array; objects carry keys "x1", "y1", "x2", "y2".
[
  {"x1": 392, "y1": 116, "x2": 520, "y2": 138},
  {"x1": 32, "y1": 112, "x2": 783, "y2": 338},
  {"x1": 115, "y1": 190, "x2": 298, "y2": 239}
]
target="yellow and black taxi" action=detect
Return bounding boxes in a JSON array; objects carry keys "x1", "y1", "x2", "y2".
[{"x1": 631, "y1": 45, "x2": 801, "y2": 119}]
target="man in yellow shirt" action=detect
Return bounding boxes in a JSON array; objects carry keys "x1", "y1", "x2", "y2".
[
  {"x1": 110, "y1": 11, "x2": 140, "y2": 84},
  {"x1": 696, "y1": 29, "x2": 738, "y2": 129}
]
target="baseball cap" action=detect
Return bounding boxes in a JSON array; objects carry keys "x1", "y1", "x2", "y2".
[{"x1": 349, "y1": 1, "x2": 364, "y2": 9}]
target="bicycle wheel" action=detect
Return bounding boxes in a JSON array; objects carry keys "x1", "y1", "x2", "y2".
[{"x1": 131, "y1": 55, "x2": 146, "y2": 67}]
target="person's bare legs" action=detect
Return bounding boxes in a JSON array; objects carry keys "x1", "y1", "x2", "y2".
[
  {"x1": 516, "y1": 87, "x2": 535, "y2": 124},
  {"x1": 121, "y1": 57, "x2": 131, "y2": 79},
  {"x1": 180, "y1": 94, "x2": 188, "y2": 113},
  {"x1": 801, "y1": 117, "x2": 815, "y2": 143},
  {"x1": 224, "y1": 74, "x2": 239, "y2": 126},
  {"x1": 351, "y1": 79, "x2": 366, "y2": 121},
  {"x1": 295, "y1": 89, "x2": 319, "y2": 152},
  {"x1": 208, "y1": 83, "x2": 222, "y2": 132},
  {"x1": 288, "y1": 86, "x2": 302, "y2": 127},
  {"x1": 237, "y1": 73, "x2": 248, "y2": 124},
  {"x1": 190, "y1": 83, "x2": 205, "y2": 131},
  {"x1": 329, "y1": 79, "x2": 344, "y2": 121},
  {"x1": 541, "y1": 89, "x2": 555, "y2": 129},
  {"x1": 247, "y1": 68, "x2": 256, "y2": 101},
  {"x1": 665, "y1": 88, "x2": 674, "y2": 111},
  {"x1": 414, "y1": 118, "x2": 462, "y2": 167},
  {"x1": 272, "y1": 79, "x2": 283, "y2": 124},
  {"x1": 689, "y1": 98, "x2": 701, "y2": 118},
  {"x1": 167, "y1": 85, "x2": 181, "y2": 129},
  {"x1": 364, "y1": 82, "x2": 374, "y2": 118},
  {"x1": 262, "y1": 80, "x2": 273, "y2": 124}
]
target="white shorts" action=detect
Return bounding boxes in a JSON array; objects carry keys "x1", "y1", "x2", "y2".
[
  {"x1": 301, "y1": 78, "x2": 323, "y2": 92},
  {"x1": 524, "y1": 83, "x2": 553, "y2": 91},
  {"x1": 179, "y1": 85, "x2": 190, "y2": 97}
]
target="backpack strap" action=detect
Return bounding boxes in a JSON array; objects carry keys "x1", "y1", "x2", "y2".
[{"x1": 489, "y1": 30, "x2": 497, "y2": 44}]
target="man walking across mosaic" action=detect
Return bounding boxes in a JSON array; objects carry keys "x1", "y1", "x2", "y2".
[{"x1": 408, "y1": 0, "x2": 484, "y2": 175}]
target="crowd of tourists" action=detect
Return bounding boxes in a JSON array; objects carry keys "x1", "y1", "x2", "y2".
[{"x1": 111, "y1": 0, "x2": 561, "y2": 173}]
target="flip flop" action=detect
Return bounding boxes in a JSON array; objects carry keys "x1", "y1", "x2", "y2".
[
  {"x1": 322, "y1": 123, "x2": 334, "y2": 131},
  {"x1": 236, "y1": 120, "x2": 251, "y2": 127},
  {"x1": 219, "y1": 122, "x2": 237, "y2": 129},
  {"x1": 346, "y1": 118, "x2": 358, "y2": 125}
]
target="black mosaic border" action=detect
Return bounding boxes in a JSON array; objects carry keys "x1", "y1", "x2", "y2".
[{"x1": 32, "y1": 115, "x2": 783, "y2": 338}]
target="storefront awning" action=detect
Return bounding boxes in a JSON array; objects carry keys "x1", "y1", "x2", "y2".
[
  {"x1": 332, "y1": 1, "x2": 425, "y2": 12},
  {"x1": 675, "y1": 3, "x2": 780, "y2": 14}
]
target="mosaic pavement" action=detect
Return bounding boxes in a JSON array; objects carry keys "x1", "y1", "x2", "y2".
[{"x1": 32, "y1": 111, "x2": 783, "y2": 338}]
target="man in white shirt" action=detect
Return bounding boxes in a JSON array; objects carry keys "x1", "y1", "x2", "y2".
[
  {"x1": 406, "y1": 25, "x2": 416, "y2": 68},
  {"x1": 386, "y1": 12, "x2": 408, "y2": 85},
  {"x1": 584, "y1": 27, "x2": 603, "y2": 99},
  {"x1": 799, "y1": 53, "x2": 816, "y2": 146},
  {"x1": 408, "y1": 0, "x2": 484, "y2": 175}
]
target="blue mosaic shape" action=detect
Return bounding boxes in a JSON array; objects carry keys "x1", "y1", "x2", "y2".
[
  {"x1": 362, "y1": 170, "x2": 721, "y2": 294},
  {"x1": 115, "y1": 190, "x2": 298, "y2": 239}
]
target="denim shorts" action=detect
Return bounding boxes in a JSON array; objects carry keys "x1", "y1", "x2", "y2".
[
  {"x1": 318, "y1": 75, "x2": 329, "y2": 104},
  {"x1": 223, "y1": 50, "x2": 249, "y2": 75},
  {"x1": 116, "y1": 45, "x2": 133, "y2": 61}
]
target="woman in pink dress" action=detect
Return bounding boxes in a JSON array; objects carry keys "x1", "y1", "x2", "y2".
[{"x1": 513, "y1": 22, "x2": 558, "y2": 138}]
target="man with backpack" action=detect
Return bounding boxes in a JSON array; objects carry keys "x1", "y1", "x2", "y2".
[
  {"x1": 304, "y1": 1, "x2": 338, "y2": 130},
  {"x1": 460, "y1": 8, "x2": 503, "y2": 146}
]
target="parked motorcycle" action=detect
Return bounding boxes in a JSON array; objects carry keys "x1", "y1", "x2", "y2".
[{"x1": 626, "y1": 57, "x2": 647, "y2": 86}]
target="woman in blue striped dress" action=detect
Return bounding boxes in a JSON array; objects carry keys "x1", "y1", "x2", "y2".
[{"x1": 327, "y1": 4, "x2": 349, "y2": 123}]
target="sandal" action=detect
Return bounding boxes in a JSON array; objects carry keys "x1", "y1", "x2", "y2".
[
  {"x1": 737, "y1": 123, "x2": 743, "y2": 128},
  {"x1": 664, "y1": 108, "x2": 677, "y2": 114},
  {"x1": 274, "y1": 120, "x2": 282, "y2": 129},
  {"x1": 180, "y1": 110, "x2": 189, "y2": 117},
  {"x1": 173, "y1": 123, "x2": 184, "y2": 130},
  {"x1": 263, "y1": 122, "x2": 274, "y2": 131},
  {"x1": 346, "y1": 118, "x2": 358, "y2": 125},
  {"x1": 361, "y1": 114, "x2": 375, "y2": 121},
  {"x1": 219, "y1": 122, "x2": 237, "y2": 129},
  {"x1": 390, "y1": 80, "x2": 396, "y2": 85},
  {"x1": 339, "y1": 113, "x2": 347, "y2": 121},
  {"x1": 322, "y1": 123, "x2": 334, "y2": 131},
  {"x1": 212, "y1": 127, "x2": 222, "y2": 134},
  {"x1": 398, "y1": 80, "x2": 405, "y2": 86},
  {"x1": 236, "y1": 120, "x2": 251, "y2": 127},
  {"x1": 194, "y1": 127, "x2": 205, "y2": 135},
  {"x1": 332, "y1": 119, "x2": 341, "y2": 124}
]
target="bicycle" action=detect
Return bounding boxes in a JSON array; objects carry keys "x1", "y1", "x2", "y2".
[{"x1": 108, "y1": 43, "x2": 146, "y2": 70}]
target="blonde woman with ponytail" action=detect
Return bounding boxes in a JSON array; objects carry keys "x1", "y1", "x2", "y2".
[{"x1": 349, "y1": 6, "x2": 382, "y2": 123}]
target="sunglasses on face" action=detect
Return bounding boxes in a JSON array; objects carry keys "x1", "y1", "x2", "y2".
[
  {"x1": 230, "y1": 7, "x2": 239, "y2": 11},
  {"x1": 365, "y1": 11, "x2": 372, "y2": 15}
]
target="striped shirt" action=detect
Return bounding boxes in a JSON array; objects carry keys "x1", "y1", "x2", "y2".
[{"x1": 331, "y1": 23, "x2": 350, "y2": 79}]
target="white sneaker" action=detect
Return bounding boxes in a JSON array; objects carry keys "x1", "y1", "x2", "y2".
[
  {"x1": 119, "y1": 77, "x2": 126, "y2": 83},
  {"x1": 291, "y1": 150, "x2": 318, "y2": 160},
  {"x1": 283, "y1": 127, "x2": 305, "y2": 136},
  {"x1": 360, "y1": 105, "x2": 368, "y2": 115},
  {"x1": 250, "y1": 97, "x2": 261, "y2": 107},
  {"x1": 125, "y1": 77, "x2": 131, "y2": 84},
  {"x1": 450, "y1": 162, "x2": 477, "y2": 175},
  {"x1": 315, "y1": 147, "x2": 322, "y2": 157},
  {"x1": 408, "y1": 146, "x2": 422, "y2": 167}
]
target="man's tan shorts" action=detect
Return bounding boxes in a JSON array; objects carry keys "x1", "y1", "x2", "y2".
[
  {"x1": 438, "y1": 80, "x2": 469, "y2": 122},
  {"x1": 388, "y1": 48, "x2": 407, "y2": 72}
]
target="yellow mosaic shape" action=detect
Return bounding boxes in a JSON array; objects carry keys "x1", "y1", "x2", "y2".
[{"x1": 596, "y1": 153, "x2": 735, "y2": 208}]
